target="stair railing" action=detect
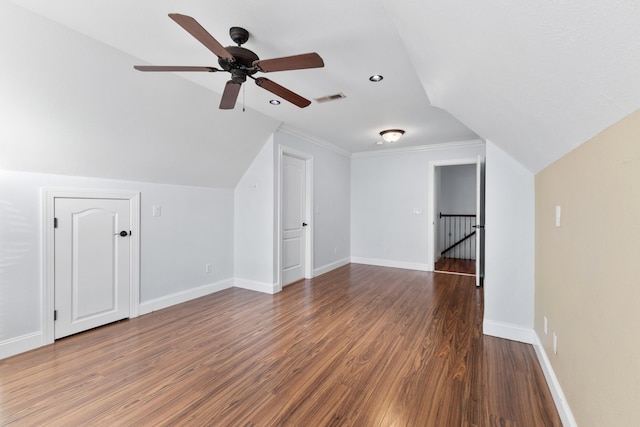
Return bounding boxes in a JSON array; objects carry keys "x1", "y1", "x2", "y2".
[{"x1": 439, "y1": 213, "x2": 476, "y2": 260}]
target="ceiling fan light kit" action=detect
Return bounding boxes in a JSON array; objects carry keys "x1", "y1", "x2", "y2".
[
  {"x1": 134, "y1": 13, "x2": 324, "y2": 110},
  {"x1": 380, "y1": 129, "x2": 405, "y2": 143}
]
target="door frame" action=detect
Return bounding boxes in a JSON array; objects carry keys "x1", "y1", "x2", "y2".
[
  {"x1": 475, "y1": 155, "x2": 486, "y2": 287},
  {"x1": 427, "y1": 158, "x2": 479, "y2": 271},
  {"x1": 42, "y1": 188, "x2": 140, "y2": 345},
  {"x1": 277, "y1": 145, "x2": 314, "y2": 289}
]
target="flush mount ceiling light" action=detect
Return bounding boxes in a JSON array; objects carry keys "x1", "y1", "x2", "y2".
[
  {"x1": 369, "y1": 74, "x2": 384, "y2": 82},
  {"x1": 269, "y1": 99, "x2": 281, "y2": 105},
  {"x1": 379, "y1": 129, "x2": 405, "y2": 143}
]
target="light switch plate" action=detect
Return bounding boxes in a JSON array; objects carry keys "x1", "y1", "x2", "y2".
[
  {"x1": 153, "y1": 205, "x2": 162, "y2": 217},
  {"x1": 555, "y1": 205, "x2": 561, "y2": 227}
]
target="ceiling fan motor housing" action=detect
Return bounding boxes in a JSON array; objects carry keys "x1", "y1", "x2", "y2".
[{"x1": 218, "y1": 46, "x2": 259, "y2": 75}]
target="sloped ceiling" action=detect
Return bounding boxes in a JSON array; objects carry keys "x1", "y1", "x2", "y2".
[
  {"x1": 3, "y1": 0, "x2": 639, "y2": 188},
  {"x1": 383, "y1": 0, "x2": 640, "y2": 172}
]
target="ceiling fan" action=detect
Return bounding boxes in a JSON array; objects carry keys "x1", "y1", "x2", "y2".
[{"x1": 134, "y1": 14, "x2": 324, "y2": 110}]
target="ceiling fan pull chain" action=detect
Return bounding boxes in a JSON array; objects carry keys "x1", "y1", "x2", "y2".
[{"x1": 242, "y1": 83, "x2": 246, "y2": 112}]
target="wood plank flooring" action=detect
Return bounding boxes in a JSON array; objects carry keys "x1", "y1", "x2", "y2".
[
  {"x1": 0, "y1": 264, "x2": 560, "y2": 426},
  {"x1": 434, "y1": 257, "x2": 476, "y2": 275}
]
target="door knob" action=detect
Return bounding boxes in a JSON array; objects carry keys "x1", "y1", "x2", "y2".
[
  {"x1": 302, "y1": 222, "x2": 308, "y2": 227},
  {"x1": 118, "y1": 230, "x2": 129, "y2": 237}
]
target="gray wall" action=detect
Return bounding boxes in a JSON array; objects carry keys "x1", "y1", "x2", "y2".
[
  {"x1": 439, "y1": 164, "x2": 476, "y2": 214},
  {"x1": 0, "y1": 170, "x2": 234, "y2": 353},
  {"x1": 350, "y1": 144, "x2": 484, "y2": 270}
]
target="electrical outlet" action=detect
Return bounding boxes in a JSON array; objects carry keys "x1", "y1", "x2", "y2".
[
  {"x1": 205, "y1": 263, "x2": 212, "y2": 273},
  {"x1": 544, "y1": 316, "x2": 548, "y2": 335},
  {"x1": 553, "y1": 332, "x2": 558, "y2": 355}
]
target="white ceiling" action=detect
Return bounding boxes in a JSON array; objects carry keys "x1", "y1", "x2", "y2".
[
  {"x1": 6, "y1": 0, "x2": 640, "y2": 185},
  {"x1": 7, "y1": 0, "x2": 478, "y2": 155}
]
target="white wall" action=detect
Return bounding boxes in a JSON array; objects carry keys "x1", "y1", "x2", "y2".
[
  {"x1": 351, "y1": 143, "x2": 485, "y2": 270},
  {"x1": 274, "y1": 130, "x2": 351, "y2": 276},
  {"x1": 0, "y1": 1, "x2": 279, "y2": 189},
  {"x1": 233, "y1": 130, "x2": 351, "y2": 292},
  {"x1": 483, "y1": 140, "x2": 535, "y2": 341},
  {"x1": 0, "y1": 170, "x2": 234, "y2": 357},
  {"x1": 351, "y1": 140, "x2": 535, "y2": 339},
  {"x1": 439, "y1": 164, "x2": 476, "y2": 214},
  {"x1": 234, "y1": 136, "x2": 277, "y2": 292}
]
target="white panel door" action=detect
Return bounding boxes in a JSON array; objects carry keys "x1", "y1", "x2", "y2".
[
  {"x1": 282, "y1": 155, "x2": 307, "y2": 286},
  {"x1": 475, "y1": 156, "x2": 485, "y2": 287},
  {"x1": 54, "y1": 198, "x2": 131, "y2": 339}
]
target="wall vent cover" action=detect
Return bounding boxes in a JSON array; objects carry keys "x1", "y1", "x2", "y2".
[{"x1": 314, "y1": 92, "x2": 347, "y2": 103}]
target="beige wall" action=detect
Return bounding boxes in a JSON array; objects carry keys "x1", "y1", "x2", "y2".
[{"x1": 535, "y1": 108, "x2": 640, "y2": 426}]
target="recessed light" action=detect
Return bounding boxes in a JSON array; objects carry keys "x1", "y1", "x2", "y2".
[
  {"x1": 269, "y1": 99, "x2": 281, "y2": 105},
  {"x1": 369, "y1": 74, "x2": 384, "y2": 82}
]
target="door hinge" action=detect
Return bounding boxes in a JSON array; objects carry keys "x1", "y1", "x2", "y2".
[
  {"x1": 54, "y1": 217, "x2": 58, "y2": 228},
  {"x1": 54, "y1": 310, "x2": 57, "y2": 321}
]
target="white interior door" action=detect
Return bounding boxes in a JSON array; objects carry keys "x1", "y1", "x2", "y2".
[
  {"x1": 54, "y1": 198, "x2": 131, "y2": 339},
  {"x1": 281, "y1": 154, "x2": 307, "y2": 286},
  {"x1": 475, "y1": 156, "x2": 485, "y2": 287}
]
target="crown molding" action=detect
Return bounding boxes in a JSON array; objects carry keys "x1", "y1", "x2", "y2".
[
  {"x1": 277, "y1": 125, "x2": 351, "y2": 158},
  {"x1": 276, "y1": 127, "x2": 484, "y2": 159},
  {"x1": 351, "y1": 139, "x2": 485, "y2": 158}
]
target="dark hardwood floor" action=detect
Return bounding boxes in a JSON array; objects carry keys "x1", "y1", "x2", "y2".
[
  {"x1": 434, "y1": 257, "x2": 476, "y2": 275},
  {"x1": 0, "y1": 264, "x2": 560, "y2": 426}
]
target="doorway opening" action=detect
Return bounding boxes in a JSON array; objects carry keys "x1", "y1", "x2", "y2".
[
  {"x1": 428, "y1": 157, "x2": 485, "y2": 285},
  {"x1": 435, "y1": 164, "x2": 477, "y2": 276}
]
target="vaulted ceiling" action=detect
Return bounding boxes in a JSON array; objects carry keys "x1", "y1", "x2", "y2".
[{"x1": 3, "y1": 0, "x2": 639, "y2": 187}]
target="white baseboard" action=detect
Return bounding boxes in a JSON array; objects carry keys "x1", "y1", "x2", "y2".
[
  {"x1": 139, "y1": 278, "x2": 234, "y2": 315},
  {"x1": 483, "y1": 319, "x2": 537, "y2": 344},
  {"x1": 0, "y1": 331, "x2": 42, "y2": 360},
  {"x1": 532, "y1": 334, "x2": 578, "y2": 427},
  {"x1": 351, "y1": 257, "x2": 432, "y2": 272},
  {"x1": 234, "y1": 278, "x2": 280, "y2": 294},
  {"x1": 483, "y1": 321, "x2": 577, "y2": 426},
  {"x1": 314, "y1": 257, "x2": 351, "y2": 277}
]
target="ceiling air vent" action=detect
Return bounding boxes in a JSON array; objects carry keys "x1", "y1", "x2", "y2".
[{"x1": 314, "y1": 92, "x2": 347, "y2": 103}]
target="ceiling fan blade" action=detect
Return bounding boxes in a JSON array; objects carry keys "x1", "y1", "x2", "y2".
[
  {"x1": 253, "y1": 52, "x2": 324, "y2": 73},
  {"x1": 168, "y1": 13, "x2": 234, "y2": 61},
  {"x1": 220, "y1": 80, "x2": 242, "y2": 110},
  {"x1": 254, "y1": 77, "x2": 311, "y2": 108},
  {"x1": 134, "y1": 66, "x2": 218, "y2": 72}
]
